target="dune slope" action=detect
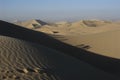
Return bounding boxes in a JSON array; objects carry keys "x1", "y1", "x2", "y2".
[
  {"x1": 61, "y1": 30, "x2": 120, "y2": 59},
  {"x1": 1, "y1": 20, "x2": 120, "y2": 76},
  {"x1": 1, "y1": 35, "x2": 119, "y2": 80}
]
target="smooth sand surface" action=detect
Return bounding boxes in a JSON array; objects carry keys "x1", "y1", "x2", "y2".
[{"x1": 62, "y1": 30, "x2": 120, "y2": 59}]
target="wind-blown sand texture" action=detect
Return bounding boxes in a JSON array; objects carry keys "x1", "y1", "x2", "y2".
[
  {"x1": 1, "y1": 20, "x2": 120, "y2": 79},
  {"x1": 1, "y1": 35, "x2": 119, "y2": 80}
]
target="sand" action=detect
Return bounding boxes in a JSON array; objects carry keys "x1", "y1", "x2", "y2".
[
  {"x1": 33, "y1": 19, "x2": 120, "y2": 58},
  {"x1": 31, "y1": 20, "x2": 120, "y2": 35},
  {"x1": 1, "y1": 35, "x2": 119, "y2": 80},
  {"x1": 15, "y1": 19, "x2": 47, "y2": 29},
  {"x1": 47, "y1": 24, "x2": 120, "y2": 59},
  {"x1": 64, "y1": 30, "x2": 120, "y2": 58},
  {"x1": 1, "y1": 20, "x2": 120, "y2": 79},
  {"x1": 30, "y1": 19, "x2": 120, "y2": 75}
]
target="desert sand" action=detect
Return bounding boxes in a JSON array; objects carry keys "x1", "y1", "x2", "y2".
[
  {"x1": 30, "y1": 19, "x2": 120, "y2": 59},
  {"x1": 0, "y1": 20, "x2": 120, "y2": 79},
  {"x1": 1, "y1": 35, "x2": 119, "y2": 80},
  {"x1": 14, "y1": 19, "x2": 47, "y2": 29}
]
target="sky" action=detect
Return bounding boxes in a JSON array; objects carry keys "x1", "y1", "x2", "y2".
[{"x1": 0, "y1": 0, "x2": 120, "y2": 22}]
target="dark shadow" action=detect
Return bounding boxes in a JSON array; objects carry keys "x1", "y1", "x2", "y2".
[
  {"x1": 36, "y1": 20, "x2": 48, "y2": 26},
  {"x1": 83, "y1": 20, "x2": 97, "y2": 27},
  {"x1": 16, "y1": 68, "x2": 25, "y2": 73},
  {"x1": 26, "y1": 68, "x2": 36, "y2": 73},
  {"x1": 76, "y1": 44, "x2": 91, "y2": 50},
  {"x1": 32, "y1": 24, "x2": 41, "y2": 29},
  {"x1": 53, "y1": 31, "x2": 59, "y2": 34},
  {"x1": 0, "y1": 20, "x2": 120, "y2": 76}
]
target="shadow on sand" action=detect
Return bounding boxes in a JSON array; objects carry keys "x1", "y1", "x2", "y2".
[{"x1": 0, "y1": 20, "x2": 120, "y2": 76}]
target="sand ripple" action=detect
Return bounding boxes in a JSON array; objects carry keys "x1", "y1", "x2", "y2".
[
  {"x1": 0, "y1": 35, "x2": 119, "y2": 80},
  {"x1": 0, "y1": 36, "x2": 58, "y2": 80}
]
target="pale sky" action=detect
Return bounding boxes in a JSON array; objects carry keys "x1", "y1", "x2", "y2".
[{"x1": 0, "y1": 0, "x2": 120, "y2": 22}]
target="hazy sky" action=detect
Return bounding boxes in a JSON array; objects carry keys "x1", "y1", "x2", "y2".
[{"x1": 0, "y1": 0, "x2": 120, "y2": 22}]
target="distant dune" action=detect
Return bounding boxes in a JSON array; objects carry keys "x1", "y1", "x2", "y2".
[
  {"x1": 15, "y1": 19, "x2": 48, "y2": 29},
  {"x1": 82, "y1": 20, "x2": 111, "y2": 27},
  {"x1": 24, "y1": 20, "x2": 120, "y2": 35},
  {"x1": 1, "y1": 20, "x2": 120, "y2": 79}
]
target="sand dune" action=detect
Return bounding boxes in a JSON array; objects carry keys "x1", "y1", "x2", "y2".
[
  {"x1": 1, "y1": 35, "x2": 119, "y2": 80},
  {"x1": 81, "y1": 20, "x2": 111, "y2": 27},
  {"x1": 1, "y1": 20, "x2": 120, "y2": 79},
  {"x1": 48, "y1": 21, "x2": 120, "y2": 59},
  {"x1": 68, "y1": 21, "x2": 120, "y2": 35},
  {"x1": 15, "y1": 19, "x2": 47, "y2": 29},
  {"x1": 15, "y1": 19, "x2": 120, "y2": 36},
  {"x1": 61, "y1": 30, "x2": 120, "y2": 59},
  {"x1": 33, "y1": 20, "x2": 120, "y2": 35}
]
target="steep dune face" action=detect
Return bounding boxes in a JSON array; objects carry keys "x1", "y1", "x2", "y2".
[{"x1": 0, "y1": 35, "x2": 118, "y2": 80}]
